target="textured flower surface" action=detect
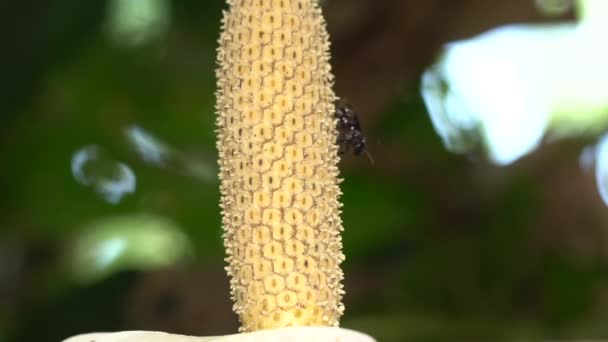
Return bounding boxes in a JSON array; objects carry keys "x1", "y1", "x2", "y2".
[{"x1": 215, "y1": 0, "x2": 344, "y2": 332}]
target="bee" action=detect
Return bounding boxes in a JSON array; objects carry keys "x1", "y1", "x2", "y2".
[{"x1": 334, "y1": 100, "x2": 374, "y2": 164}]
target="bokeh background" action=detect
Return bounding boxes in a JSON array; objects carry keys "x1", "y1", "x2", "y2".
[{"x1": 2, "y1": 0, "x2": 607, "y2": 341}]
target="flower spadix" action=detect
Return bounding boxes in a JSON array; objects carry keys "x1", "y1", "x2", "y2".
[{"x1": 215, "y1": 0, "x2": 344, "y2": 332}]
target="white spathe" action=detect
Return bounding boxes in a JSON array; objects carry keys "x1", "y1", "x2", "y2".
[
  {"x1": 62, "y1": 327, "x2": 376, "y2": 342},
  {"x1": 421, "y1": 0, "x2": 608, "y2": 165}
]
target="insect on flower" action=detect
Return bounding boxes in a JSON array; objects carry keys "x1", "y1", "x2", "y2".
[{"x1": 334, "y1": 100, "x2": 374, "y2": 164}]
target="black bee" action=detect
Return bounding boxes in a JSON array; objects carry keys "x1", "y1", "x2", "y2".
[{"x1": 334, "y1": 101, "x2": 374, "y2": 164}]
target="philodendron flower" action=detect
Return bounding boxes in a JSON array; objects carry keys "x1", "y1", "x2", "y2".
[
  {"x1": 215, "y1": 0, "x2": 344, "y2": 332},
  {"x1": 421, "y1": 0, "x2": 608, "y2": 204}
]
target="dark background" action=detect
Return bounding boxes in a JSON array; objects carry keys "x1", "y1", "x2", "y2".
[{"x1": 2, "y1": 0, "x2": 607, "y2": 341}]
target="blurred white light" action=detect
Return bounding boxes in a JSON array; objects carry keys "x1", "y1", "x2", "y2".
[
  {"x1": 68, "y1": 214, "x2": 193, "y2": 283},
  {"x1": 71, "y1": 145, "x2": 136, "y2": 204},
  {"x1": 421, "y1": 3, "x2": 608, "y2": 164},
  {"x1": 125, "y1": 125, "x2": 171, "y2": 166},
  {"x1": 106, "y1": 0, "x2": 170, "y2": 47},
  {"x1": 535, "y1": 0, "x2": 573, "y2": 16},
  {"x1": 422, "y1": 0, "x2": 608, "y2": 205},
  {"x1": 124, "y1": 124, "x2": 218, "y2": 183},
  {"x1": 579, "y1": 145, "x2": 596, "y2": 172},
  {"x1": 422, "y1": 24, "x2": 569, "y2": 164},
  {"x1": 595, "y1": 134, "x2": 608, "y2": 206},
  {"x1": 96, "y1": 163, "x2": 136, "y2": 204},
  {"x1": 95, "y1": 237, "x2": 128, "y2": 268}
]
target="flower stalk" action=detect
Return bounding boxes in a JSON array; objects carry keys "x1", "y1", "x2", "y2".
[{"x1": 215, "y1": 0, "x2": 345, "y2": 332}]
